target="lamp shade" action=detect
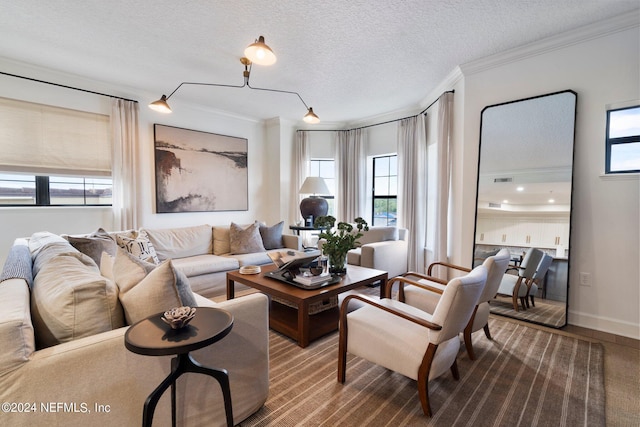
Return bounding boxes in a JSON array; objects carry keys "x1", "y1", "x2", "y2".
[
  {"x1": 299, "y1": 177, "x2": 330, "y2": 222},
  {"x1": 299, "y1": 177, "x2": 330, "y2": 195},
  {"x1": 149, "y1": 95, "x2": 172, "y2": 113},
  {"x1": 303, "y1": 107, "x2": 320, "y2": 124},
  {"x1": 244, "y1": 36, "x2": 277, "y2": 66}
]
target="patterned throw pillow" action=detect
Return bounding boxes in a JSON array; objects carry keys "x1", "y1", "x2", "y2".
[
  {"x1": 229, "y1": 222, "x2": 266, "y2": 254},
  {"x1": 115, "y1": 230, "x2": 160, "y2": 264}
]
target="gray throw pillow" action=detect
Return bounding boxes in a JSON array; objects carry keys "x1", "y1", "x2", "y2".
[
  {"x1": 230, "y1": 222, "x2": 266, "y2": 254},
  {"x1": 259, "y1": 221, "x2": 284, "y2": 250},
  {"x1": 67, "y1": 227, "x2": 116, "y2": 267}
]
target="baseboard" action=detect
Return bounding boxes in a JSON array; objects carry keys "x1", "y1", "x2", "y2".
[{"x1": 568, "y1": 309, "x2": 640, "y2": 340}]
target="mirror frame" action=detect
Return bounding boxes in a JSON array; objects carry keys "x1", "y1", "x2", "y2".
[{"x1": 473, "y1": 89, "x2": 577, "y2": 328}]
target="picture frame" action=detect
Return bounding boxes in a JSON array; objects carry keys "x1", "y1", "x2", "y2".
[{"x1": 154, "y1": 124, "x2": 248, "y2": 213}]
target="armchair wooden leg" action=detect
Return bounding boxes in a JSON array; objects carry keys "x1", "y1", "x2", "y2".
[
  {"x1": 450, "y1": 359, "x2": 460, "y2": 380},
  {"x1": 483, "y1": 323, "x2": 492, "y2": 340},
  {"x1": 520, "y1": 297, "x2": 528, "y2": 310},
  {"x1": 512, "y1": 293, "x2": 520, "y2": 311},
  {"x1": 417, "y1": 343, "x2": 438, "y2": 417},
  {"x1": 463, "y1": 306, "x2": 478, "y2": 360},
  {"x1": 337, "y1": 302, "x2": 350, "y2": 383},
  {"x1": 530, "y1": 295, "x2": 535, "y2": 307}
]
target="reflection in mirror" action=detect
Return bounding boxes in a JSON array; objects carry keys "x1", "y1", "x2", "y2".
[{"x1": 474, "y1": 90, "x2": 577, "y2": 328}]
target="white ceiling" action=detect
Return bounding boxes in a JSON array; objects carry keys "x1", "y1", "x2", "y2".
[{"x1": 0, "y1": 1, "x2": 638, "y2": 124}]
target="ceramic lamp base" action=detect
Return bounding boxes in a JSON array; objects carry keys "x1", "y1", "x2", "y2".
[{"x1": 300, "y1": 196, "x2": 328, "y2": 221}]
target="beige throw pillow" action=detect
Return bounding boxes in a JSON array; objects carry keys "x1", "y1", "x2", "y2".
[
  {"x1": 230, "y1": 222, "x2": 266, "y2": 255},
  {"x1": 113, "y1": 249, "x2": 197, "y2": 325}
]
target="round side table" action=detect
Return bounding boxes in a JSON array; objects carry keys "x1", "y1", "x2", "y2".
[{"x1": 124, "y1": 307, "x2": 234, "y2": 427}]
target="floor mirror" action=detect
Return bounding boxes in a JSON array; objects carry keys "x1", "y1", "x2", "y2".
[{"x1": 473, "y1": 90, "x2": 577, "y2": 328}]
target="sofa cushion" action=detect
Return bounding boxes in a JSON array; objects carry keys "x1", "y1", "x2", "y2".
[
  {"x1": 171, "y1": 254, "x2": 240, "y2": 277},
  {"x1": 30, "y1": 249, "x2": 125, "y2": 349},
  {"x1": 66, "y1": 227, "x2": 117, "y2": 267},
  {"x1": 115, "y1": 230, "x2": 160, "y2": 264},
  {"x1": 227, "y1": 251, "x2": 273, "y2": 267},
  {"x1": 357, "y1": 226, "x2": 399, "y2": 246},
  {"x1": 230, "y1": 222, "x2": 265, "y2": 255},
  {"x1": 347, "y1": 248, "x2": 362, "y2": 266},
  {"x1": 28, "y1": 231, "x2": 68, "y2": 257},
  {"x1": 142, "y1": 224, "x2": 213, "y2": 261},
  {"x1": 259, "y1": 221, "x2": 284, "y2": 250},
  {"x1": 114, "y1": 249, "x2": 198, "y2": 324}
]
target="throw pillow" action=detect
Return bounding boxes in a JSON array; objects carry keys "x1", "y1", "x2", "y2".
[
  {"x1": 115, "y1": 230, "x2": 160, "y2": 264},
  {"x1": 28, "y1": 231, "x2": 68, "y2": 257},
  {"x1": 230, "y1": 222, "x2": 266, "y2": 255},
  {"x1": 67, "y1": 227, "x2": 117, "y2": 267},
  {"x1": 113, "y1": 249, "x2": 197, "y2": 325},
  {"x1": 259, "y1": 221, "x2": 284, "y2": 250},
  {"x1": 30, "y1": 251, "x2": 125, "y2": 349}
]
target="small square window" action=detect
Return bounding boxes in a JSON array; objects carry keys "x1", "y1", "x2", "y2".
[{"x1": 606, "y1": 106, "x2": 640, "y2": 174}]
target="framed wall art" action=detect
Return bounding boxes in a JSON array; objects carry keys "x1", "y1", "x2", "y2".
[{"x1": 154, "y1": 124, "x2": 248, "y2": 213}]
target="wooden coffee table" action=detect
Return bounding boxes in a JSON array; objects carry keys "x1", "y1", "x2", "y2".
[{"x1": 227, "y1": 264, "x2": 387, "y2": 347}]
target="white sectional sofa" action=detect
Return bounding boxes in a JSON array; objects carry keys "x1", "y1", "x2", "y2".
[{"x1": 0, "y1": 221, "x2": 303, "y2": 426}]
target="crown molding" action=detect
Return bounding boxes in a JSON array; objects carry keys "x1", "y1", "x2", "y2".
[{"x1": 461, "y1": 10, "x2": 640, "y2": 76}]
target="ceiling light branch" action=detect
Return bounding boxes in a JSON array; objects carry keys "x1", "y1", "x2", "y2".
[{"x1": 149, "y1": 36, "x2": 319, "y2": 123}]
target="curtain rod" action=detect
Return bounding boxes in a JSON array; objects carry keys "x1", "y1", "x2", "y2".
[
  {"x1": 297, "y1": 89, "x2": 454, "y2": 133},
  {"x1": 0, "y1": 71, "x2": 138, "y2": 103}
]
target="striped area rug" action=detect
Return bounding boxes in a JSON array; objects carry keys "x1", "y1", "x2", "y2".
[
  {"x1": 239, "y1": 317, "x2": 604, "y2": 427},
  {"x1": 490, "y1": 295, "x2": 567, "y2": 328}
]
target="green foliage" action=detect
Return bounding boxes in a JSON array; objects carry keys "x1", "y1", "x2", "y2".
[{"x1": 314, "y1": 216, "x2": 369, "y2": 270}]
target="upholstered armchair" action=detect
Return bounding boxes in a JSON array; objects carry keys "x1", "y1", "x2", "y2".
[
  {"x1": 338, "y1": 265, "x2": 487, "y2": 416},
  {"x1": 345, "y1": 226, "x2": 408, "y2": 278},
  {"x1": 497, "y1": 247, "x2": 544, "y2": 311},
  {"x1": 387, "y1": 248, "x2": 511, "y2": 360}
]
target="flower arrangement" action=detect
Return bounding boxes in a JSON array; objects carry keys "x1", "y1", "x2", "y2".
[{"x1": 314, "y1": 215, "x2": 369, "y2": 274}]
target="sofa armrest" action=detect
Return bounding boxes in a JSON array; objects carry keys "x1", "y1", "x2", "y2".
[
  {"x1": 0, "y1": 293, "x2": 269, "y2": 426},
  {"x1": 282, "y1": 234, "x2": 303, "y2": 251},
  {"x1": 360, "y1": 240, "x2": 408, "y2": 278},
  {"x1": 0, "y1": 279, "x2": 35, "y2": 375}
]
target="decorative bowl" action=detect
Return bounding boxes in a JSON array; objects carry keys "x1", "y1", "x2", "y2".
[{"x1": 161, "y1": 306, "x2": 196, "y2": 329}]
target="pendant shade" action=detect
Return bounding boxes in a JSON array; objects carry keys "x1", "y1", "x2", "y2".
[
  {"x1": 244, "y1": 36, "x2": 277, "y2": 66},
  {"x1": 149, "y1": 95, "x2": 172, "y2": 113},
  {"x1": 303, "y1": 107, "x2": 320, "y2": 124}
]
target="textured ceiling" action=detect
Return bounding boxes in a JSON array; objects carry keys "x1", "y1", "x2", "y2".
[{"x1": 0, "y1": 1, "x2": 638, "y2": 124}]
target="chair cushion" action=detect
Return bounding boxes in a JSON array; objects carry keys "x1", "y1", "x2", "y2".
[
  {"x1": 230, "y1": 222, "x2": 265, "y2": 254},
  {"x1": 259, "y1": 221, "x2": 284, "y2": 250},
  {"x1": 66, "y1": 227, "x2": 117, "y2": 267},
  {"x1": 142, "y1": 224, "x2": 212, "y2": 261},
  {"x1": 113, "y1": 249, "x2": 198, "y2": 325},
  {"x1": 30, "y1": 246, "x2": 124, "y2": 348}
]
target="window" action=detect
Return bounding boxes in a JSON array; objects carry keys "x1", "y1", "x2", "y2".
[
  {"x1": 605, "y1": 105, "x2": 640, "y2": 174},
  {"x1": 0, "y1": 172, "x2": 112, "y2": 206},
  {"x1": 309, "y1": 159, "x2": 335, "y2": 216},
  {"x1": 372, "y1": 155, "x2": 397, "y2": 226}
]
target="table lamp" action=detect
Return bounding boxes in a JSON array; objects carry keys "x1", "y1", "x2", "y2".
[{"x1": 299, "y1": 177, "x2": 330, "y2": 225}]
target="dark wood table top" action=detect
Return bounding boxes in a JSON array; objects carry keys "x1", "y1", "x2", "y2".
[
  {"x1": 227, "y1": 264, "x2": 387, "y2": 302},
  {"x1": 124, "y1": 307, "x2": 233, "y2": 357}
]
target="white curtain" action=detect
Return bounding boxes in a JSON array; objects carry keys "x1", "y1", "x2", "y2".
[
  {"x1": 110, "y1": 99, "x2": 139, "y2": 231},
  {"x1": 397, "y1": 116, "x2": 427, "y2": 272},
  {"x1": 425, "y1": 91, "x2": 454, "y2": 277},
  {"x1": 335, "y1": 129, "x2": 365, "y2": 222},
  {"x1": 291, "y1": 130, "x2": 310, "y2": 223}
]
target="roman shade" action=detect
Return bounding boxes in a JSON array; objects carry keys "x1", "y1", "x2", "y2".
[{"x1": 0, "y1": 96, "x2": 111, "y2": 176}]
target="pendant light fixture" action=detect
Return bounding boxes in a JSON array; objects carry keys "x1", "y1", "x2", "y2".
[
  {"x1": 243, "y1": 36, "x2": 277, "y2": 66},
  {"x1": 149, "y1": 35, "x2": 318, "y2": 123}
]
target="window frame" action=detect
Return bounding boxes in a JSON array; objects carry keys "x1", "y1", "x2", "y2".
[
  {"x1": 371, "y1": 154, "x2": 398, "y2": 226},
  {"x1": 308, "y1": 158, "x2": 335, "y2": 216},
  {"x1": 605, "y1": 105, "x2": 640, "y2": 174},
  {"x1": 0, "y1": 173, "x2": 112, "y2": 207}
]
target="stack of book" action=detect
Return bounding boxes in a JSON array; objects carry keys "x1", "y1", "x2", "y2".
[{"x1": 293, "y1": 273, "x2": 331, "y2": 286}]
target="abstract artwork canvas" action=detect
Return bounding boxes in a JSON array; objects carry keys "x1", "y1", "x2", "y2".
[{"x1": 154, "y1": 124, "x2": 248, "y2": 213}]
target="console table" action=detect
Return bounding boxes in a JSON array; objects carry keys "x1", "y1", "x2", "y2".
[{"x1": 124, "y1": 307, "x2": 234, "y2": 427}]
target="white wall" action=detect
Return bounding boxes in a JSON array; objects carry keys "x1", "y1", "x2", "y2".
[
  {"x1": 0, "y1": 59, "x2": 273, "y2": 265},
  {"x1": 455, "y1": 19, "x2": 639, "y2": 338}
]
